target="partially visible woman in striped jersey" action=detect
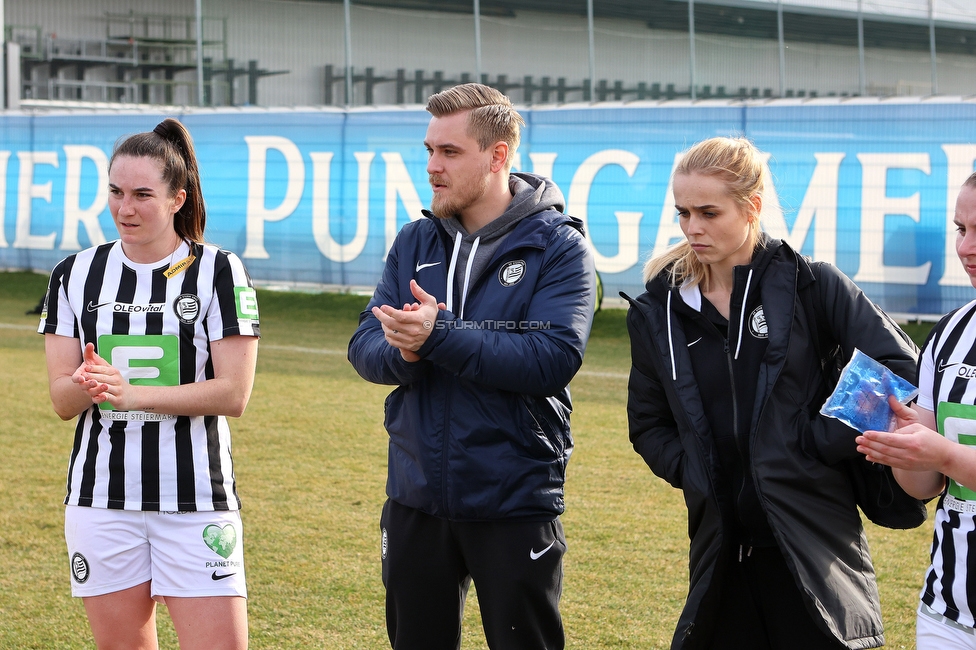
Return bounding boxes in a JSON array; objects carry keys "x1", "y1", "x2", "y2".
[
  {"x1": 39, "y1": 117, "x2": 259, "y2": 650},
  {"x1": 858, "y1": 171, "x2": 976, "y2": 650}
]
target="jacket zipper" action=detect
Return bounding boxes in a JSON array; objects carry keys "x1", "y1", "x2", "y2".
[
  {"x1": 725, "y1": 333, "x2": 752, "y2": 553},
  {"x1": 441, "y1": 380, "x2": 453, "y2": 515},
  {"x1": 724, "y1": 337, "x2": 740, "y2": 449}
]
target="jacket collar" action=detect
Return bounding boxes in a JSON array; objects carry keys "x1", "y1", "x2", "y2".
[
  {"x1": 423, "y1": 207, "x2": 583, "y2": 253},
  {"x1": 626, "y1": 236, "x2": 809, "y2": 382}
]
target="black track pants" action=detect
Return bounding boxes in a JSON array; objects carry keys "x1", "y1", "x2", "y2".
[
  {"x1": 708, "y1": 545, "x2": 846, "y2": 650},
  {"x1": 380, "y1": 499, "x2": 566, "y2": 650}
]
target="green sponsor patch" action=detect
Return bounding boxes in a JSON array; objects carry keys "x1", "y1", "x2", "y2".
[
  {"x1": 97, "y1": 334, "x2": 180, "y2": 412},
  {"x1": 202, "y1": 523, "x2": 237, "y2": 559},
  {"x1": 938, "y1": 401, "x2": 976, "y2": 501},
  {"x1": 235, "y1": 287, "x2": 259, "y2": 320}
]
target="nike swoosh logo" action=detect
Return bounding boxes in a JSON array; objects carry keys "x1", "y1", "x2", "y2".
[
  {"x1": 939, "y1": 360, "x2": 960, "y2": 373},
  {"x1": 211, "y1": 571, "x2": 236, "y2": 581},
  {"x1": 86, "y1": 301, "x2": 112, "y2": 312},
  {"x1": 415, "y1": 261, "x2": 441, "y2": 272},
  {"x1": 529, "y1": 540, "x2": 556, "y2": 560},
  {"x1": 687, "y1": 337, "x2": 703, "y2": 347}
]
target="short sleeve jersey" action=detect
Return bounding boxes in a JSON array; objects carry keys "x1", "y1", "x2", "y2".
[
  {"x1": 38, "y1": 240, "x2": 260, "y2": 512},
  {"x1": 916, "y1": 298, "x2": 976, "y2": 628}
]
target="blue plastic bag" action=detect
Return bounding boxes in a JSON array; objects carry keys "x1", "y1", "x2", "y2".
[{"x1": 820, "y1": 348, "x2": 918, "y2": 433}]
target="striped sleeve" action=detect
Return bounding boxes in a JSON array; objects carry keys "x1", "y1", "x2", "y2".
[
  {"x1": 38, "y1": 255, "x2": 79, "y2": 337},
  {"x1": 916, "y1": 330, "x2": 937, "y2": 411},
  {"x1": 207, "y1": 249, "x2": 260, "y2": 340}
]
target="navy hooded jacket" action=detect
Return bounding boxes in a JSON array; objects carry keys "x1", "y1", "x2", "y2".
[{"x1": 348, "y1": 173, "x2": 596, "y2": 521}]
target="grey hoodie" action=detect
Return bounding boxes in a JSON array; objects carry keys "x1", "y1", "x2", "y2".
[{"x1": 438, "y1": 172, "x2": 565, "y2": 317}]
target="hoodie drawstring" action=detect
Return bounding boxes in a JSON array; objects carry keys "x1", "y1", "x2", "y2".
[
  {"x1": 733, "y1": 268, "x2": 754, "y2": 360},
  {"x1": 738, "y1": 545, "x2": 753, "y2": 562},
  {"x1": 445, "y1": 231, "x2": 462, "y2": 315},
  {"x1": 459, "y1": 236, "x2": 480, "y2": 320},
  {"x1": 669, "y1": 266, "x2": 752, "y2": 376},
  {"x1": 444, "y1": 231, "x2": 480, "y2": 320},
  {"x1": 666, "y1": 290, "x2": 677, "y2": 381}
]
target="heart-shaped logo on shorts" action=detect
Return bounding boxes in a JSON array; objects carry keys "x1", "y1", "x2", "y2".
[{"x1": 202, "y1": 524, "x2": 237, "y2": 559}]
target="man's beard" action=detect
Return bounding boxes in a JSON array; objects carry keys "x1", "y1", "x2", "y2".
[{"x1": 429, "y1": 167, "x2": 490, "y2": 220}]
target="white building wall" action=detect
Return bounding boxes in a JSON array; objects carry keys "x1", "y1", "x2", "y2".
[
  {"x1": 5, "y1": 0, "x2": 976, "y2": 107},
  {"x1": 214, "y1": 0, "x2": 343, "y2": 106}
]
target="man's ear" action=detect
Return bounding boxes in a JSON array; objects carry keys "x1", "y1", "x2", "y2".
[{"x1": 490, "y1": 141, "x2": 509, "y2": 173}]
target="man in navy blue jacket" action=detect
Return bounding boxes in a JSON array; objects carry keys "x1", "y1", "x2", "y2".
[{"x1": 348, "y1": 83, "x2": 595, "y2": 650}]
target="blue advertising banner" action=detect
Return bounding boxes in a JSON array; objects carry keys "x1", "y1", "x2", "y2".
[{"x1": 2, "y1": 100, "x2": 975, "y2": 316}]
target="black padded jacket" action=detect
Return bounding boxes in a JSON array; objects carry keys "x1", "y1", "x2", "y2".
[{"x1": 623, "y1": 238, "x2": 917, "y2": 650}]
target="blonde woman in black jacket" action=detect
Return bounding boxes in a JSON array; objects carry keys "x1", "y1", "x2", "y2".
[{"x1": 624, "y1": 137, "x2": 917, "y2": 650}]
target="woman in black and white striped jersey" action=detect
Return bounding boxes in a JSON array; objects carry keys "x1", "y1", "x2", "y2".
[
  {"x1": 858, "y1": 171, "x2": 976, "y2": 650},
  {"x1": 39, "y1": 118, "x2": 259, "y2": 650}
]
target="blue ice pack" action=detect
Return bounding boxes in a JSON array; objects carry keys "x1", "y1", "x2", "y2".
[{"x1": 820, "y1": 348, "x2": 918, "y2": 433}]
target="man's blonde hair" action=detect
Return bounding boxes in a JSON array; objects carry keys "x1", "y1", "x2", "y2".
[{"x1": 426, "y1": 83, "x2": 525, "y2": 169}]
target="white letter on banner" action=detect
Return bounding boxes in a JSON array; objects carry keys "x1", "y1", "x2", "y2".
[
  {"x1": 529, "y1": 153, "x2": 558, "y2": 180},
  {"x1": 852, "y1": 153, "x2": 931, "y2": 285},
  {"x1": 518, "y1": 153, "x2": 559, "y2": 180},
  {"x1": 939, "y1": 145, "x2": 976, "y2": 287},
  {"x1": 651, "y1": 152, "x2": 685, "y2": 259},
  {"x1": 310, "y1": 151, "x2": 369, "y2": 262},
  {"x1": 511, "y1": 153, "x2": 558, "y2": 179},
  {"x1": 382, "y1": 152, "x2": 425, "y2": 258},
  {"x1": 355, "y1": 153, "x2": 376, "y2": 257},
  {"x1": 0, "y1": 151, "x2": 9, "y2": 247},
  {"x1": 763, "y1": 153, "x2": 843, "y2": 264},
  {"x1": 14, "y1": 151, "x2": 58, "y2": 249},
  {"x1": 243, "y1": 136, "x2": 304, "y2": 259},
  {"x1": 62, "y1": 145, "x2": 108, "y2": 251},
  {"x1": 568, "y1": 149, "x2": 642, "y2": 274}
]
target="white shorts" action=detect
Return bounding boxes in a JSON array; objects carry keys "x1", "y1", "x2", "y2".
[
  {"x1": 918, "y1": 602, "x2": 976, "y2": 650},
  {"x1": 64, "y1": 506, "x2": 247, "y2": 600}
]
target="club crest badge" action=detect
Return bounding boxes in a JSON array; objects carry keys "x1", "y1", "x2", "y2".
[
  {"x1": 71, "y1": 552, "x2": 90, "y2": 583},
  {"x1": 749, "y1": 305, "x2": 768, "y2": 339},
  {"x1": 174, "y1": 293, "x2": 201, "y2": 324},
  {"x1": 498, "y1": 260, "x2": 526, "y2": 287}
]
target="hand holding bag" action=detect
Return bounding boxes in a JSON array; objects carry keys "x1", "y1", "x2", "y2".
[{"x1": 801, "y1": 268, "x2": 927, "y2": 530}]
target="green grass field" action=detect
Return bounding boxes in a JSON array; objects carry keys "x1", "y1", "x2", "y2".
[{"x1": 0, "y1": 269, "x2": 935, "y2": 649}]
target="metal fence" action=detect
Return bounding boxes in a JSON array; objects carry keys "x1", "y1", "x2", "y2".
[{"x1": 3, "y1": 0, "x2": 976, "y2": 109}]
